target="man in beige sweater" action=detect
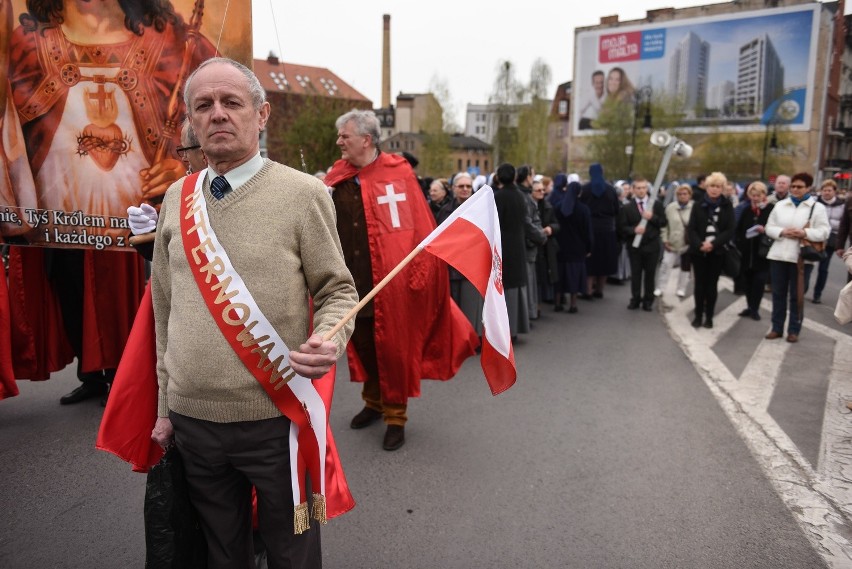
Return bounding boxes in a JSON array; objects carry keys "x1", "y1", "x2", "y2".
[{"x1": 150, "y1": 58, "x2": 357, "y2": 569}]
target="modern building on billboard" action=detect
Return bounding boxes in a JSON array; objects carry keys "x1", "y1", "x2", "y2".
[
  {"x1": 735, "y1": 34, "x2": 785, "y2": 117},
  {"x1": 668, "y1": 31, "x2": 710, "y2": 118}
]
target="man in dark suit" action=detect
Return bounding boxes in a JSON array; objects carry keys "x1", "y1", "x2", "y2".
[{"x1": 618, "y1": 177, "x2": 667, "y2": 311}]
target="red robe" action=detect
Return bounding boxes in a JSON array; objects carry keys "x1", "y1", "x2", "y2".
[
  {"x1": 0, "y1": 257, "x2": 18, "y2": 399},
  {"x1": 325, "y1": 153, "x2": 479, "y2": 404}
]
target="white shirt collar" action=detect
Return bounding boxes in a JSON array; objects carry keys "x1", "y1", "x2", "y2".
[{"x1": 207, "y1": 153, "x2": 264, "y2": 191}]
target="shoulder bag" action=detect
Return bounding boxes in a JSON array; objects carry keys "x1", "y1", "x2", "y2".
[{"x1": 800, "y1": 204, "x2": 827, "y2": 262}]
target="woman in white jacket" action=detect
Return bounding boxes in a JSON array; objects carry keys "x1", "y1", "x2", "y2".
[
  {"x1": 764, "y1": 172, "x2": 830, "y2": 342},
  {"x1": 656, "y1": 184, "x2": 693, "y2": 297}
]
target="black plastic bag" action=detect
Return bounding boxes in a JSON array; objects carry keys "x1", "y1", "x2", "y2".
[{"x1": 144, "y1": 447, "x2": 207, "y2": 569}]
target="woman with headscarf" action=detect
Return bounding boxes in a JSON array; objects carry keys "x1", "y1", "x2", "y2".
[
  {"x1": 579, "y1": 163, "x2": 620, "y2": 299},
  {"x1": 551, "y1": 175, "x2": 593, "y2": 313},
  {"x1": 687, "y1": 171, "x2": 736, "y2": 329}
]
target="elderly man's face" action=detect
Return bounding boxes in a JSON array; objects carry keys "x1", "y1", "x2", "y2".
[
  {"x1": 775, "y1": 176, "x2": 790, "y2": 196},
  {"x1": 179, "y1": 130, "x2": 207, "y2": 173},
  {"x1": 187, "y1": 63, "x2": 269, "y2": 166},
  {"x1": 336, "y1": 120, "x2": 374, "y2": 168},
  {"x1": 452, "y1": 177, "x2": 473, "y2": 201}
]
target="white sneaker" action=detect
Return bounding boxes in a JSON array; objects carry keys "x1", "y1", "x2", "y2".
[
  {"x1": 653, "y1": 288, "x2": 662, "y2": 297},
  {"x1": 676, "y1": 289, "x2": 686, "y2": 297}
]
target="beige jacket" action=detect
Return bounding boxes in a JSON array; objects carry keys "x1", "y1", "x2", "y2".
[{"x1": 151, "y1": 160, "x2": 358, "y2": 422}]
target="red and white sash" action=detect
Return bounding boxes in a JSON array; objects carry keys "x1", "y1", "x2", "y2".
[{"x1": 179, "y1": 172, "x2": 326, "y2": 533}]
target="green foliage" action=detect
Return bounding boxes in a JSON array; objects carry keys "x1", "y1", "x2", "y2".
[
  {"x1": 267, "y1": 96, "x2": 354, "y2": 173},
  {"x1": 488, "y1": 59, "x2": 553, "y2": 169},
  {"x1": 504, "y1": 97, "x2": 550, "y2": 168},
  {"x1": 694, "y1": 128, "x2": 795, "y2": 183},
  {"x1": 419, "y1": 94, "x2": 452, "y2": 176},
  {"x1": 586, "y1": 92, "x2": 689, "y2": 181}
]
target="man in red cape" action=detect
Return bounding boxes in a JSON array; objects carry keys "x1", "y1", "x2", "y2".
[{"x1": 325, "y1": 109, "x2": 479, "y2": 451}]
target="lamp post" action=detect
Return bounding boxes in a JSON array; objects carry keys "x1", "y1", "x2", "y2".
[
  {"x1": 632, "y1": 131, "x2": 693, "y2": 248},
  {"x1": 760, "y1": 122, "x2": 778, "y2": 182},
  {"x1": 627, "y1": 86, "x2": 653, "y2": 180}
]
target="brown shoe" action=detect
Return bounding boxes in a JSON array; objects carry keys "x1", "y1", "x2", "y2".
[
  {"x1": 350, "y1": 407, "x2": 383, "y2": 429},
  {"x1": 383, "y1": 425, "x2": 405, "y2": 451},
  {"x1": 786, "y1": 334, "x2": 798, "y2": 343},
  {"x1": 765, "y1": 331, "x2": 782, "y2": 340}
]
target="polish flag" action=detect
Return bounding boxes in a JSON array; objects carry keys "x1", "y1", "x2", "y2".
[{"x1": 419, "y1": 186, "x2": 516, "y2": 395}]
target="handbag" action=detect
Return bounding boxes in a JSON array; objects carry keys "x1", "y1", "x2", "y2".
[
  {"x1": 722, "y1": 244, "x2": 741, "y2": 278},
  {"x1": 144, "y1": 447, "x2": 207, "y2": 569},
  {"x1": 757, "y1": 234, "x2": 773, "y2": 258},
  {"x1": 800, "y1": 203, "x2": 827, "y2": 262}
]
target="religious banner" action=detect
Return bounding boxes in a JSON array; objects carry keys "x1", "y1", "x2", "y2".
[{"x1": 0, "y1": 0, "x2": 252, "y2": 250}]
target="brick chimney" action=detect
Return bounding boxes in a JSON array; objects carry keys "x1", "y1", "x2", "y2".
[
  {"x1": 267, "y1": 51, "x2": 279, "y2": 66},
  {"x1": 600, "y1": 15, "x2": 619, "y2": 25},
  {"x1": 382, "y1": 14, "x2": 391, "y2": 109}
]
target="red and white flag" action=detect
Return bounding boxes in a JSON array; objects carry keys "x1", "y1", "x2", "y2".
[{"x1": 419, "y1": 186, "x2": 516, "y2": 395}]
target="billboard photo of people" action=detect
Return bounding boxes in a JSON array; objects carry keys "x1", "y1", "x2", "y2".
[
  {"x1": 572, "y1": 4, "x2": 819, "y2": 136},
  {"x1": 0, "y1": 0, "x2": 252, "y2": 250}
]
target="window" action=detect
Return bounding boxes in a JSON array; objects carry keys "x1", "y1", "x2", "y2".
[{"x1": 558, "y1": 100, "x2": 568, "y2": 115}]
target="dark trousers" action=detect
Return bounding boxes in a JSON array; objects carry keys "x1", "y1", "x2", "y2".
[
  {"x1": 769, "y1": 260, "x2": 811, "y2": 336},
  {"x1": 170, "y1": 412, "x2": 321, "y2": 569},
  {"x1": 350, "y1": 317, "x2": 407, "y2": 425},
  {"x1": 692, "y1": 253, "x2": 724, "y2": 319},
  {"x1": 628, "y1": 247, "x2": 660, "y2": 302},
  {"x1": 743, "y1": 267, "x2": 768, "y2": 314}
]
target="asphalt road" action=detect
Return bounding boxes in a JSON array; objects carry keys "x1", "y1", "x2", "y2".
[{"x1": 1, "y1": 262, "x2": 846, "y2": 568}]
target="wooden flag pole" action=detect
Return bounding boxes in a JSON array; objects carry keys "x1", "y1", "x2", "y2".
[
  {"x1": 322, "y1": 245, "x2": 424, "y2": 342},
  {"x1": 128, "y1": 232, "x2": 156, "y2": 247}
]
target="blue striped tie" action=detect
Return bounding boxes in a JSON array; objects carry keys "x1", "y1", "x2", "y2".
[{"x1": 211, "y1": 176, "x2": 230, "y2": 200}]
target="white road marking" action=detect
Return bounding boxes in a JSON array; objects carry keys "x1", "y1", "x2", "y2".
[{"x1": 663, "y1": 278, "x2": 852, "y2": 568}]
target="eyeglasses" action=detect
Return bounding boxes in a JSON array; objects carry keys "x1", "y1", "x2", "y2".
[
  {"x1": 790, "y1": 184, "x2": 808, "y2": 189},
  {"x1": 455, "y1": 184, "x2": 473, "y2": 189},
  {"x1": 176, "y1": 145, "x2": 201, "y2": 158}
]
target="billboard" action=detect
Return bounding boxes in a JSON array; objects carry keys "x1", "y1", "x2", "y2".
[
  {"x1": 0, "y1": 0, "x2": 252, "y2": 250},
  {"x1": 573, "y1": 4, "x2": 820, "y2": 136}
]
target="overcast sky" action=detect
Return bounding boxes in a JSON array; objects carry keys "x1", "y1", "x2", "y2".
[{"x1": 250, "y1": 0, "x2": 849, "y2": 127}]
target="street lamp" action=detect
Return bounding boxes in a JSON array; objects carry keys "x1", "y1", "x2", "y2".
[
  {"x1": 627, "y1": 86, "x2": 653, "y2": 180},
  {"x1": 760, "y1": 122, "x2": 778, "y2": 182},
  {"x1": 632, "y1": 131, "x2": 693, "y2": 248}
]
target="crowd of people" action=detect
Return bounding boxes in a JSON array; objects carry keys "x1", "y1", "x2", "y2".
[{"x1": 419, "y1": 163, "x2": 847, "y2": 344}]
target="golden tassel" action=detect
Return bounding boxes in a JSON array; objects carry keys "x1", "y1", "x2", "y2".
[
  {"x1": 311, "y1": 493, "x2": 327, "y2": 525},
  {"x1": 293, "y1": 502, "x2": 310, "y2": 535}
]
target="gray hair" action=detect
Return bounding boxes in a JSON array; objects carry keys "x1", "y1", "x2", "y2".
[
  {"x1": 180, "y1": 117, "x2": 200, "y2": 146},
  {"x1": 184, "y1": 57, "x2": 266, "y2": 112},
  {"x1": 453, "y1": 172, "x2": 473, "y2": 186},
  {"x1": 335, "y1": 109, "x2": 382, "y2": 146}
]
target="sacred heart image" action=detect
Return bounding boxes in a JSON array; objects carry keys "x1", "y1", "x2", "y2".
[{"x1": 77, "y1": 124, "x2": 130, "y2": 172}]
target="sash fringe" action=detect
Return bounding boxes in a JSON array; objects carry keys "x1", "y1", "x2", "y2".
[
  {"x1": 294, "y1": 501, "x2": 310, "y2": 534},
  {"x1": 311, "y1": 493, "x2": 327, "y2": 525}
]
